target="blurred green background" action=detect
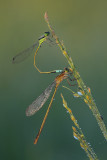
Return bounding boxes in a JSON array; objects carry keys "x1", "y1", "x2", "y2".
[{"x1": 0, "y1": 0, "x2": 107, "y2": 159}]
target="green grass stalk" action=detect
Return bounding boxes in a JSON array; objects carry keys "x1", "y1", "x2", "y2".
[{"x1": 44, "y1": 12, "x2": 107, "y2": 141}]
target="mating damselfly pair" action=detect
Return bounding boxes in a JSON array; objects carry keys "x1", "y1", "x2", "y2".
[{"x1": 12, "y1": 32, "x2": 76, "y2": 144}]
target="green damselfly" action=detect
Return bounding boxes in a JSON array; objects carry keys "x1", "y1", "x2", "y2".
[{"x1": 12, "y1": 32, "x2": 52, "y2": 72}]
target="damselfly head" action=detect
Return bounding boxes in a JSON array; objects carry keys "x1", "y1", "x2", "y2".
[
  {"x1": 64, "y1": 67, "x2": 70, "y2": 72},
  {"x1": 38, "y1": 32, "x2": 50, "y2": 40},
  {"x1": 44, "y1": 31, "x2": 50, "y2": 37}
]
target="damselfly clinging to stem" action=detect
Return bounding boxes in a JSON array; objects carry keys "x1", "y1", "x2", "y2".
[
  {"x1": 26, "y1": 67, "x2": 76, "y2": 144},
  {"x1": 12, "y1": 31, "x2": 56, "y2": 73}
]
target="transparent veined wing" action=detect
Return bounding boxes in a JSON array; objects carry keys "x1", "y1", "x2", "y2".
[
  {"x1": 12, "y1": 42, "x2": 38, "y2": 63},
  {"x1": 26, "y1": 81, "x2": 56, "y2": 116}
]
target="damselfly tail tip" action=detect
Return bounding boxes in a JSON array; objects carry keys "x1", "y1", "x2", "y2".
[
  {"x1": 12, "y1": 57, "x2": 15, "y2": 64},
  {"x1": 34, "y1": 138, "x2": 38, "y2": 145},
  {"x1": 34, "y1": 133, "x2": 40, "y2": 144}
]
